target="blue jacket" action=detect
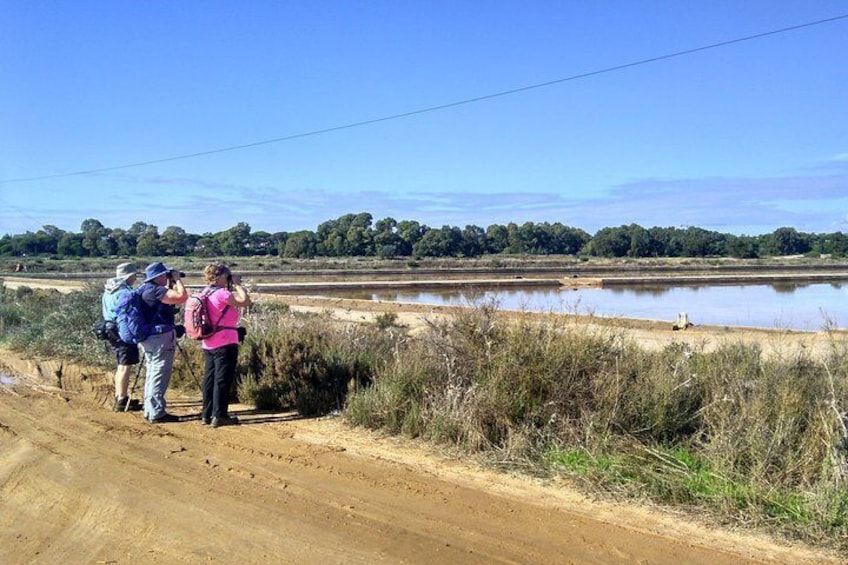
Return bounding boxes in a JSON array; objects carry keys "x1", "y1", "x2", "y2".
[{"x1": 101, "y1": 277, "x2": 132, "y2": 321}]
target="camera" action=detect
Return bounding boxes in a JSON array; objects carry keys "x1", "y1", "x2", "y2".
[
  {"x1": 226, "y1": 273, "x2": 242, "y2": 290},
  {"x1": 169, "y1": 269, "x2": 186, "y2": 280}
]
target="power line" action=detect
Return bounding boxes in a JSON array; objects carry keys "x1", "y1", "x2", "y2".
[
  {"x1": 4, "y1": 12, "x2": 847, "y2": 184},
  {"x1": 0, "y1": 196, "x2": 53, "y2": 228}
]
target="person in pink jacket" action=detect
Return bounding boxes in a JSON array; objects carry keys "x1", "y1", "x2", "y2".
[{"x1": 199, "y1": 263, "x2": 252, "y2": 428}]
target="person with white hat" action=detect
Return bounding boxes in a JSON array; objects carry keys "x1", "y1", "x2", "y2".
[{"x1": 101, "y1": 262, "x2": 142, "y2": 412}]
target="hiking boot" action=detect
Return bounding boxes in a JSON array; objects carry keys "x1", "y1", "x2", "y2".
[
  {"x1": 148, "y1": 413, "x2": 180, "y2": 424},
  {"x1": 113, "y1": 396, "x2": 129, "y2": 412},
  {"x1": 210, "y1": 415, "x2": 239, "y2": 428},
  {"x1": 113, "y1": 397, "x2": 143, "y2": 412},
  {"x1": 201, "y1": 417, "x2": 211, "y2": 425}
]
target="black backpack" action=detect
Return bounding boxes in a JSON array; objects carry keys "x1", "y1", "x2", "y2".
[{"x1": 92, "y1": 318, "x2": 121, "y2": 342}]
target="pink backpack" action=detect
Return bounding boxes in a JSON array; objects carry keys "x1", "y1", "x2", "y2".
[{"x1": 183, "y1": 287, "x2": 230, "y2": 340}]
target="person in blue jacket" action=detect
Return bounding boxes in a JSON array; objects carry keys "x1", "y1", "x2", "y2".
[{"x1": 101, "y1": 262, "x2": 142, "y2": 412}]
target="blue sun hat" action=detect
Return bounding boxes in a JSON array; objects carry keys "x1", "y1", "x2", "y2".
[{"x1": 143, "y1": 262, "x2": 171, "y2": 283}]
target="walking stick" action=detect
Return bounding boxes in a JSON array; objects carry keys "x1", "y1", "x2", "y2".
[{"x1": 124, "y1": 356, "x2": 145, "y2": 413}]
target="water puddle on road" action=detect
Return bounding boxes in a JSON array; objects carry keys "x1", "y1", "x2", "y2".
[{"x1": 0, "y1": 373, "x2": 19, "y2": 387}]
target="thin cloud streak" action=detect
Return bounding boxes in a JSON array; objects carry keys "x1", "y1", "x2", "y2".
[{"x1": 3, "y1": 169, "x2": 846, "y2": 237}]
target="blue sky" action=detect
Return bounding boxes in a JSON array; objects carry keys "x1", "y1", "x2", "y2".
[{"x1": 2, "y1": 1, "x2": 846, "y2": 238}]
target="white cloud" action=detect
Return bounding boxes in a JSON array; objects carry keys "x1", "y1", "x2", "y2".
[{"x1": 4, "y1": 167, "x2": 848, "y2": 237}]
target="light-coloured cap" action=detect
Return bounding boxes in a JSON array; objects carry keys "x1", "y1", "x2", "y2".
[{"x1": 115, "y1": 262, "x2": 140, "y2": 280}]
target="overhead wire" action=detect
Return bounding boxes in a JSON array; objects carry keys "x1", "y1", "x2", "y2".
[{"x1": 3, "y1": 12, "x2": 847, "y2": 184}]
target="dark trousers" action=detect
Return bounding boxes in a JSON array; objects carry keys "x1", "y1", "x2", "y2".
[{"x1": 202, "y1": 344, "x2": 239, "y2": 420}]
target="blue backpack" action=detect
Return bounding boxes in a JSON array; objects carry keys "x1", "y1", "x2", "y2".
[{"x1": 115, "y1": 288, "x2": 155, "y2": 345}]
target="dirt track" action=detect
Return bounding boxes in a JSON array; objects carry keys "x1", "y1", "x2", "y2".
[{"x1": 0, "y1": 352, "x2": 841, "y2": 564}]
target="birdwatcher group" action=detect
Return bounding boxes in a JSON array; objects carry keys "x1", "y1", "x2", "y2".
[{"x1": 98, "y1": 261, "x2": 252, "y2": 428}]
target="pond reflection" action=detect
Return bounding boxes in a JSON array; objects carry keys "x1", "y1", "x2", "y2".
[{"x1": 311, "y1": 282, "x2": 848, "y2": 331}]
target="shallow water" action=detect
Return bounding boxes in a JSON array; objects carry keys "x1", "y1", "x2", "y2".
[
  {"x1": 0, "y1": 373, "x2": 18, "y2": 386},
  {"x1": 315, "y1": 282, "x2": 848, "y2": 331}
]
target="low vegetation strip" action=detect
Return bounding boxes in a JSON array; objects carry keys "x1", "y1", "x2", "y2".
[
  {"x1": 597, "y1": 272, "x2": 848, "y2": 286},
  {"x1": 2, "y1": 281, "x2": 847, "y2": 552},
  {"x1": 252, "y1": 277, "x2": 561, "y2": 292}
]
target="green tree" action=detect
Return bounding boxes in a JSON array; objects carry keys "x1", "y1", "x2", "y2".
[
  {"x1": 548, "y1": 223, "x2": 589, "y2": 255},
  {"x1": 57, "y1": 232, "x2": 84, "y2": 256},
  {"x1": 515, "y1": 222, "x2": 549, "y2": 254},
  {"x1": 505, "y1": 222, "x2": 522, "y2": 254},
  {"x1": 813, "y1": 232, "x2": 848, "y2": 257},
  {"x1": 724, "y1": 235, "x2": 759, "y2": 258},
  {"x1": 460, "y1": 225, "x2": 486, "y2": 257},
  {"x1": 80, "y1": 218, "x2": 106, "y2": 257},
  {"x1": 160, "y1": 226, "x2": 191, "y2": 256},
  {"x1": 219, "y1": 222, "x2": 251, "y2": 256},
  {"x1": 346, "y1": 225, "x2": 373, "y2": 256},
  {"x1": 0, "y1": 235, "x2": 14, "y2": 256},
  {"x1": 759, "y1": 227, "x2": 811, "y2": 256},
  {"x1": 136, "y1": 225, "x2": 161, "y2": 256},
  {"x1": 374, "y1": 217, "x2": 403, "y2": 258},
  {"x1": 97, "y1": 231, "x2": 119, "y2": 256},
  {"x1": 250, "y1": 231, "x2": 277, "y2": 256},
  {"x1": 317, "y1": 214, "x2": 356, "y2": 256},
  {"x1": 195, "y1": 234, "x2": 221, "y2": 257},
  {"x1": 485, "y1": 224, "x2": 509, "y2": 254},
  {"x1": 626, "y1": 224, "x2": 653, "y2": 257},
  {"x1": 588, "y1": 226, "x2": 630, "y2": 257},
  {"x1": 111, "y1": 228, "x2": 137, "y2": 257},
  {"x1": 128, "y1": 222, "x2": 150, "y2": 237},
  {"x1": 413, "y1": 226, "x2": 462, "y2": 257},
  {"x1": 283, "y1": 231, "x2": 318, "y2": 258},
  {"x1": 680, "y1": 227, "x2": 726, "y2": 257},
  {"x1": 397, "y1": 220, "x2": 425, "y2": 255},
  {"x1": 33, "y1": 225, "x2": 63, "y2": 255},
  {"x1": 10, "y1": 231, "x2": 39, "y2": 256}
]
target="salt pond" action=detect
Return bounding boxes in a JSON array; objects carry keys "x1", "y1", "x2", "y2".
[{"x1": 318, "y1": 282, "x2": 848, "y2": 331}]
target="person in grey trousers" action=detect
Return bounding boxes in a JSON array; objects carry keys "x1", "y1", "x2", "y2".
[{"x1": 136, "y1": 261, "x2": 188, "y2": 423}]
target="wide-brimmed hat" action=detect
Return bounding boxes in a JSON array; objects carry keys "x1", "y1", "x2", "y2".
[
  {"x1": 115, "y1": 262, "x2": 140, "y2": 280},
  {"x1": 143, "y1": 261, "x2": 171, "y2": 283}
]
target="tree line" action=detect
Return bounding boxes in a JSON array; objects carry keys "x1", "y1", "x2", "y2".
[{"x1": 2, "y1": 213, "x2": 847, "y2": 259}]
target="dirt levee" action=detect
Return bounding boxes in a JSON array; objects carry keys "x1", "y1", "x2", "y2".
[{"x1": 0, "y1": 353, "x2": 839, "y2": 564}]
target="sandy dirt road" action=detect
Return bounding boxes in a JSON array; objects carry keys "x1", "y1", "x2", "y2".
[{"x1": 0, "y1": 352, "x2": 840, "y2": 565}]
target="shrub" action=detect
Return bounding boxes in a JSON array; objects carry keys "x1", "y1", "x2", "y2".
[
  {"x1": 238, "y1": 311, "x2": 399, "y2": 416},
  {"x1": 0, "y1": 282, "x2": 112, "y2": 367}
]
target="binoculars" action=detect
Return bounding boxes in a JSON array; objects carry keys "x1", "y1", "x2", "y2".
[{"x1": 168, "y1": 269, "x2": 186, "y2": 279}]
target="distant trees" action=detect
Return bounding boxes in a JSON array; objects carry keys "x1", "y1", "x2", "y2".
[
  {"x1": 283, "y1": 231, "x2": 318, "y2": 258},
  {"x1": 758, "y1": 227, "x2": 812, "y2": 256},
  {"x1": 1, "y1": 212, "x2": 844, "y2": 261},
  {"x1": 813, "y1": 232, "x2": 848, "y2": 256},
  {"x1": 160, "y1": 226, "x2": 192, "y2": 256},
  {"x1": 587, "y1": 225, "x2": 757, "y2": 259}
]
